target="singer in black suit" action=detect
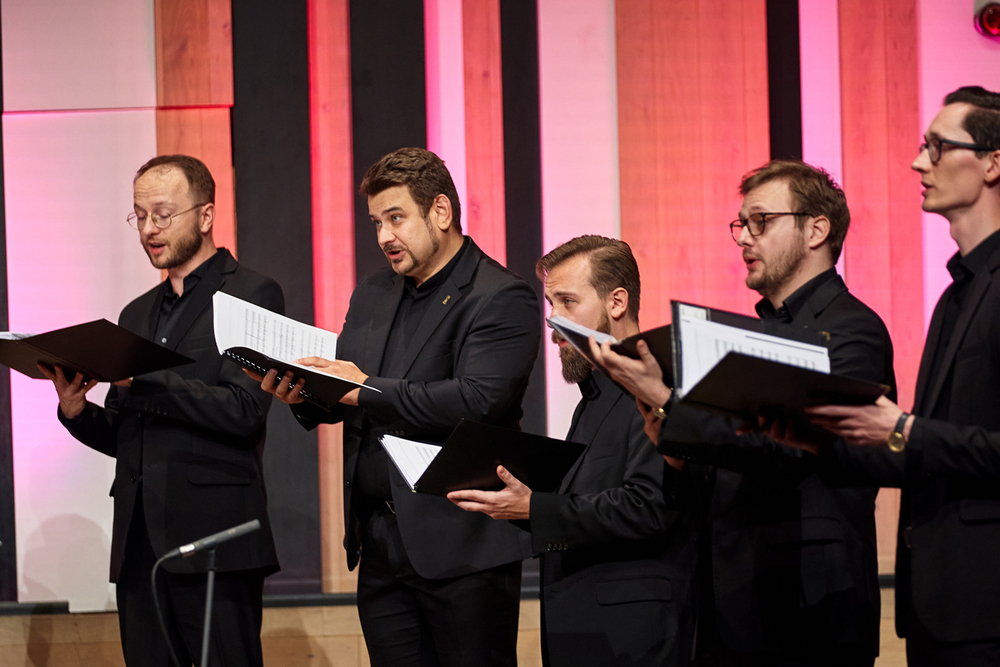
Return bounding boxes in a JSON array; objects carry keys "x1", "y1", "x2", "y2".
[
  {"x1": 44, "y1": 156, "x2": 281, "y2": 667},
  {"x1": 593, "y1": 162, "x2": 894, "y2": 666},
  {"x1": 259, "y1": 148, "x2": 540, "y2": 667},
  {"x1": 449, "y1": 236, "x2": 696, "y2": 667},
  {"x1": 800, "y1": 86, "x2": 1000, "y2": 665}
]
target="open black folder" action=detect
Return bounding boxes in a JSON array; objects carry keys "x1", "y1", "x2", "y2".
[
  {"x1": 546, "y1": 316, "x2": 674, "y2": 383},
  {"x1": 0, "y1": 319, "x2": 193, "y2": 382},
  {"x1": 380, "y1": 420, "x2": 586, "y2": 497},
  {"x1": 681, "y1": 352, "x2": 889, "y2": 421}
]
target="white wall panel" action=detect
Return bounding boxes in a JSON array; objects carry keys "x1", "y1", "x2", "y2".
[
  {"x1": 2, "y1": 0, "x2": 156, "y2": 111},
  {"x1": 5, "y1": 109, "x2": 159, "y2": 611}
]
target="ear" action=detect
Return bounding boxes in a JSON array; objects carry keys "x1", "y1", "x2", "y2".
[
  {"x1": 429, "y1": 194, "x2": 454, "y2": 232},
  {"x1": 985, "y1": 149, "x2": 1000, "y2": 187},
  {"x1": 805, "y1": 214, "x2": 830, "y2": 251},
  {"x1": 199, "y1": 203, "x2": 215, "y2": 235},
  {"x1": 606, "y1": 287, "x2": 629, "y2": 321}
]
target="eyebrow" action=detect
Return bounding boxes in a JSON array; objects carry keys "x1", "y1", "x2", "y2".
[{"x1": 373, "y1": 205, "x2": 404, "y2": 218}]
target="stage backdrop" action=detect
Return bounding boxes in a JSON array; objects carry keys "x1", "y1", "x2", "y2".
[{"x1": 0, "y1": 0, "x2": 999, "y2": 612}]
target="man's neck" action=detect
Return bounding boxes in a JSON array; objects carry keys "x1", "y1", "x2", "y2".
[
  {"x1": 765, "y1": 256, "x2": 834, "y2": 308},
  {"x1": 610, "y1": 319, "x2": 640, "y2": 340},
  {"x1": 412, "y1": 232, "x2": 465, "y2": 287},
  {"x1": 947, "y1": 202, "x2": 1000, "y2": 257},
  {"x1": 167, "y1": 242, "x2": 217, "y2": 296}
]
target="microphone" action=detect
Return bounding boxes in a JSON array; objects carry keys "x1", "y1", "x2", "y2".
[{"x1": 162, "y1": 519, "x2": 261, "y2": 560}]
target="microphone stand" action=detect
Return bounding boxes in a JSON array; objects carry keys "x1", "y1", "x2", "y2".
[{"x1": 200, "y1": 548, "x2": 218, "y2": 667}]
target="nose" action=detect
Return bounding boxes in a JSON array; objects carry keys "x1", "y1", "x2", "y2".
[
  {"x1": 377, "y1": 225, "x2": 395, "y2": 246},
  {"x1": 735, "y1": 223, "x2": 754, "y2": 247},
  {"x1": 912, "y1": 148, "x2": 930, "y2": 172}
]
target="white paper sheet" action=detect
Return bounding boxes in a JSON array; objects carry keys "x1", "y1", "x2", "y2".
[
  {"x1": 380, "y1": 435, "x2": 443, "y2": 491},
  {"x1": 677, "y1": 307, "x2": 831, "y2": 397},
  {"x1": 213, "y1": 291, "x2": 338, "y2": 364}
]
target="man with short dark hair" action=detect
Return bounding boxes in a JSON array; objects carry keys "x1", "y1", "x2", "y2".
[
  {"x1": 448, "y1": 235, "x2": 696, "y2": 666},
  {"x1": 796, "y1": 85, "x2": 1000, "y2": 665},
  {"x1": 42, "y1": 154, "x2": 283, "y2": 666},
  {"x1": 595, "y1": 161, "x2": 895, "y2": 666},
  {"x1": 259, "y1": 147, "x2": 540, "y2": 666}
]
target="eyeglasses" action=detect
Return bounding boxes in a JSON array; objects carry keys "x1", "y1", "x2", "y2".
[
  {"x1": 729, "y1": 212, "x2": 808, "y2": 243},
  {"x1": 127, "y1": 203, "x2": 206, "y2": 230},
  {"x1": 919, "y1": 137, "x2": 994, "y2": 164}
]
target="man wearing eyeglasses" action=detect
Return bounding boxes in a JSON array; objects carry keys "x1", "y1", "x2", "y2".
[
  {"x1": 773, "y1": 86, "x2": 1000, "y2": 665},
  {"x1": 593, "y1": 161, "x2": 895, "y2": 666},
  {"x1": 41, "y1": 155, "x2": 282, "y2": 667}
]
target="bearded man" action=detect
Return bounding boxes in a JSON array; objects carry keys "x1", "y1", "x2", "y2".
[
  {"x1": 42, "y1": 155, "x2": 283, "y2": 666},
  {"x1": 593, "y1": 161, "x2": 896, "y2": 666},
  {"x1": 448, "y1": 235, "x2": 696, "y2": 667}
]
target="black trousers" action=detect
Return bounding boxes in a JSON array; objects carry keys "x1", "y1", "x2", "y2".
[
  {"x1": 357, "y1": 506, "x2": 522, "y2": 667},
  {"x1": 116, "y1": 499, "x2": 266, "y2": 667}
]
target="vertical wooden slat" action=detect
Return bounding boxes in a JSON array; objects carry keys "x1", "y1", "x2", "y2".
[
  {"x1": 839, "y1": 0, "x2": 922, "y2": 574},
  {"x1": 463, "y1": 0, "x2": 506, "y2": 264},
  {"x1": 308, "y1": 0, "x2": 357, "y2": 594},
  {"x1": 155, "y1": 108, "x2": 236, "y2": 255},
  {"x1": 155, "y1": 0, "x2": 234, "y2": 107},
  {"x1": 617, "y1": 0, "x2": 769, "y2": 327}
]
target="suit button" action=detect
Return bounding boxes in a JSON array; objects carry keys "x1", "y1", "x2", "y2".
[
  {"x1": 130, "y1": 474, "x2": 137, "y2": 483},
  {"x1": 345, "y1": 481, "x2": 351, "y2": 487}
]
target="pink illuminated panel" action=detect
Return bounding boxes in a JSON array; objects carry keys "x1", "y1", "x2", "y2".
[{"x1": 5, "y1": 110, "x2": 160, "y2": 611}]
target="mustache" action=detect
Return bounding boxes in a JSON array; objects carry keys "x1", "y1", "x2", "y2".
[{"x1": 551, "y1": 331, "x2": 566, "y2": 345}]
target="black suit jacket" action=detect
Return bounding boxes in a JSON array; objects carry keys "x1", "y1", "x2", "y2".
[
  {"x1": 660, "y1": 272, "x2": 894, "y2": 656},
  {"x1": 529, "y1": 371, "x2": 695, "y2": 667},
  {"x1": 60, "y1": 249, "x2": 282, "y2": 581},
  {"x1": 822, "y1": 241, "x2": 1000, "y2": 642},
  {"x1": 295, "y1": 239, "x2": 540, "y2": 579}
]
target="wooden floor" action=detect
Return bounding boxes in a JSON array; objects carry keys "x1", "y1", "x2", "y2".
[{"x1": 0, "y1": 591, "x2": 906, "y2": 666}]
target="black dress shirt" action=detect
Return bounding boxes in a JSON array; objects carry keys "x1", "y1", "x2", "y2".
[
  {"x1": 355, "y1": 238, "x2": 472, "y2": 503},
  {"x1": 154, "y1": 249, "x2": 224, "y2": 345}
]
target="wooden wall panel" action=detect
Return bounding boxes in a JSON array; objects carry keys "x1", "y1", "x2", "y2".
[
  {"x1": 617, "y1": 0, "x2": 769, "y2": 328},
  {"x1": 839, "y1": 0, "x2": 922, "y2": 574},
  {"x1": 155, "y1": 0, "x2": 234, "y2": 107},
  {"x1": 155, "y1": 108, "x2": 236, "y2": 255},
  {"x1": 463, "y1": 0, "x2": 506, "y2": 264},
  {"x1": 308, "y1": 0, "x2": 357, "y2": 594}
]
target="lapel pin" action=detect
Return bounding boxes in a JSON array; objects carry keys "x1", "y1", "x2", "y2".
[{"x1": 442, "y1": 295, "x2": 452, "y2": 305}]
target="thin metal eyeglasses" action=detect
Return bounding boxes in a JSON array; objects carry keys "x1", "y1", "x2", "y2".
[
  {"x1": 919, "y1": 137, "x2": 994, "y2": 164},
  {"x1": 729, "y1": 212, "x2": 808, "y2": 243},
  {"x1": 127, "y1": 203, "x2": 206, "y2": 230}
]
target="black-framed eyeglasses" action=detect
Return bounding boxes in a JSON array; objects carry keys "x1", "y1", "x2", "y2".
[
  {"x1": 919, "y1": 137, "x2": 994, "y2": 164},
  {"x1": 729, "y1": 212, "x2": 808, "y2": 243},
  {"x1": 127, "y1": 203, "x2": 206, "y2": 230}
]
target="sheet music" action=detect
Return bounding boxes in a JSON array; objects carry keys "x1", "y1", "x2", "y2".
[
  {"x1": 677, "y1": 311, "x2": 830, "y2": 397},
  {"x1": 0, "y1": 333, "x2": 31, "y2": 340},
  {"x1": 380, "y1": 435, "x2": 443, "y2": 491},
  {"x1": 213, "y1": 292, "x2": 338, "y2": 364}
]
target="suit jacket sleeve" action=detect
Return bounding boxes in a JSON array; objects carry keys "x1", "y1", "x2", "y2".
[
  {"x1": 903, "y1": 417, "x2": 1000, "y2": 484},
  {"x1": 63, "y1": 277, "x2": 284, "y2": 450},
  {"x1": 358, "y1": 280, "x2": 540, "y2": 432},
  {"x1": 528, "y1": 407, "x2": 672, "y2": 551}
]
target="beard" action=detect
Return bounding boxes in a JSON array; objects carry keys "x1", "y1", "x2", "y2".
[
  {"x1": 745, "y1": 236, "x2": 808, "y2": 299},
  {"x1": 146, "y1": 220, "x2": 203, "y2": 270},
  {"x1": 557, "y1": 309, "x2": 612, "y2": 384}
]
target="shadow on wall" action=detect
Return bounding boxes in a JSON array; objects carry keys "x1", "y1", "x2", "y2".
[{"x1": 20, "y1": 514, "x2": 114, "y2": 612}]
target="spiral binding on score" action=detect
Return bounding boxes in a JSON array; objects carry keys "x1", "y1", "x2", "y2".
[{"x1": 225, "y1": 351, "x2": 328, "y2": 407}]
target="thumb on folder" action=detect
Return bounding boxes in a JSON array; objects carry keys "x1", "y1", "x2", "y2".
[{"x1": 447, "y1": 465, "x2": 532, "y2": 521}]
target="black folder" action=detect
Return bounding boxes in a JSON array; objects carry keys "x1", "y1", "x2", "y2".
[
  {"x1": 547, "y1": 317, "x2": 675, "y2": 383},
  {"x1": 385, "y1": 420, "x2": 586, "y2": 497},
  {"x1": 681, "y1": 352, "x2": 889, "y2": 420},
  {"x1": 0, "y1": 319, "x2": 193, "y2": 382},
  {"x1": 222, "y1": 346, "x2": 374, "y2": 412}
]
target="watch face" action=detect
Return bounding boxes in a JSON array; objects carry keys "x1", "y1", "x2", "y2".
[{"x1": 887, "y1": 432, "x2": 906, "y2": 453}]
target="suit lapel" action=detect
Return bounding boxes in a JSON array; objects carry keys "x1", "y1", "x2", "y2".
[
  {"x1": 164, "y1": 250, "x2": 230, "y2": 350},
  {"x1": 558, "y1": 375, "x2": 622, "y2": 493},
  {"x1": 923, "y1": 259, "x2": 997, "y2": 415},
  {"x1": 912, "y1": 290, "x2": 949, "y2": 414},
  {"x1": 137, "y1": 286, "x2": 165, "y2": 340},
  {"x1": 359, "y1": 273, "x2": 404, "y2": 374}
]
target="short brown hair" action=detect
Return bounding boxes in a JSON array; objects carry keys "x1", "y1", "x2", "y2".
[
  {"x1": 944, "y1": 86, "x2": 1000, "y2": 155},
  {"x1": 135, "y1": 155, "x2": 215, "y2": 205},
  {"x1": 536, "y1": 235, "x2": 641, "y2": 322},
  {"x1": 359, "y1": 147, "x2": 462, "y2": 232},
  {"x1": 740, "y1": 160, "x2": 850, "y2": 263}
]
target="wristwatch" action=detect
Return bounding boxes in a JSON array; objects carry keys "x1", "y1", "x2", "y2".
[
  {"x1": 652, "y1": 402, "x2": 671, "y2": 420},
  {"x1": 887, "y1": 412, "x2": 909, "y2": 453}
]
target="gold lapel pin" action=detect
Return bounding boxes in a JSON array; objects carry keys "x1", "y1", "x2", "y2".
[{"x1": 442, "y1": 295, "x2": 452, "y2": 305}]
